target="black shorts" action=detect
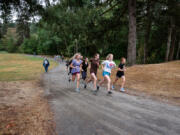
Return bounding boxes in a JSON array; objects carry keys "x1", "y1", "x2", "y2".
[{"x1": 116, "y1": 72, "x2": 124, "y2": 78}]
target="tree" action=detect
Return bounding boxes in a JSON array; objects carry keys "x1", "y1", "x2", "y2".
[
  {"x1": 169, "y1": 27, "x2": 176, "y2": 61},
  {"x1": 143, "y1": 0, "x2": 154, "y2": 63},
  {"x1": 165, "y1": 17, "x2": 173, "y2": 61},
  {"x1": 176, "y1": 41, "x2": 180, "y2": 60},
  {"x1": 127, "y1": 0, "x2": 136, "y2": 65}
]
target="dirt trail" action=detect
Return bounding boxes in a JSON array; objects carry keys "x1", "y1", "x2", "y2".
[{"x1": 43, "y1": 64, "x2": 180, "y2": 135}]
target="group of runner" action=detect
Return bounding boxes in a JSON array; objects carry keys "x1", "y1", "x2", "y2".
[{"x1": 66, "y1": 53, "x2": 126, "y2": 95}]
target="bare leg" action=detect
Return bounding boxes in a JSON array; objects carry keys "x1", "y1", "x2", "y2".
[
  {"x1": 104, "y1": 75, "x2": 111, "y2": 91},
  {"x1": 72, "y1": 74, "x2": 76, "y2": 82},
  {"x1": 87, "y1": 77, "x2": 92, "y2": 83},
  {"x1": 91, "y1": 73, "x2": 97, "y2": 90},
  {"x1": 120, "y1": 76, "x2": 125, "y2": 89},
  {"x1": 99, "y1": 77, "x2": 105, "y2": 86},
  {"x1": 113, "y1": 77, "x2": 119, "y2": 86},
  {"x1": 76, "y1": 73, "x2": 80, "y2": 89}
]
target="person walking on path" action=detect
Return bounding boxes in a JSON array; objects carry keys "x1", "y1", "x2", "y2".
[
  {"x1": 43, "y1": 57, "x2": 50, "y2": 73},
  {"x1": 70, "y1": 53, "x2": 83, "y2": 92},
  {"x1": 99, "y1": 54, "x2": 116, "y2": 95},
  {"x1": 112, "y1": 57, "x2": 126, "y2": 92},
  {"x1": 86, "y1": 53, "x2": 100, "y2": 93}
]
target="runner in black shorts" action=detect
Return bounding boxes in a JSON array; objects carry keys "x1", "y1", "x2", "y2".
[
  {"x1": 82, "y1": 57, "x2": 89, "y2": 80},
  {"x1": 82, "y1": 57, "x2": 89, "y2": 88},
  {"x1": 112, "y1": 57, "x2": 126, "y2": 92},
  {"x1": 116, "y1": 63, "x2": 125, "y2": 78}
]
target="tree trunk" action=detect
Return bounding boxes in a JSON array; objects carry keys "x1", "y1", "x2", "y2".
[
  {"x1": 176, "y1": 40, "x2": 180, "y2": 60},
  {"x1": 127, "y1": 0, "x2": 136, "y2": 66},
  {"x1": 143, "y1": 0, "x2": 152, "y2": 64},
  {"x1": 165, "y1": 27, "x2": 172, "y2": 61},
  {"x1": 169, "y1": 29, "x2": 176, "y2": 61},
  {"x1": 165, "y1": 17, "x2": 173, "y2": 61}
]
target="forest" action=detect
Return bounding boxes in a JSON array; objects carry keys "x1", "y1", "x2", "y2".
[{"x1": 0, "y1": 0, "x2": 179, "y2": 65}]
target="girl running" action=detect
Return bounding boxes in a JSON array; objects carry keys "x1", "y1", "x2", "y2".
[
  {"x1": 112, "y1": 57, "x2": 126, "y2": 92},
  {"x1": 99, "y1": 54, "x2": 116, "y2": 95},
  {"x1": 86, "y1": 53, "x2": 100, "y2": 92},
  {"x1": 70, "y1": 53, "x2": 83, "y2": 92},
  {"x1": 82, "y1": 57, "x2": 89, "y2": 88}
]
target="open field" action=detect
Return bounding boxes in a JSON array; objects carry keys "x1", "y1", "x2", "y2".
[
  {"x1": 0, "y1": 53, "x2": 58, "y2": 135},
  {"x1": 0, "y1": 53, "x2": 58, "y2": 81},
  {"x1": 97, "y1": 60, "x2": 180, "y2": 105}
]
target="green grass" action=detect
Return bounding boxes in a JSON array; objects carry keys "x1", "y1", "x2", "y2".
[
  {"x1": 0, "y1": 53, "x2": 58, "y2": 81},
  {"x1": 114, "y1": 59, "x2": 120, "y2": 65},
  {"x1": 0, "y1": 51, "x2": 8, "y2": 54}
]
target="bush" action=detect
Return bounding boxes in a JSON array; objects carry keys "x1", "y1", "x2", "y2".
[
  {"x1": 1, "y1": 36, "x2": 17, "y2": 53},
  {"x1": 20, "y1": 35, "x2": 38, "y2": 54}
]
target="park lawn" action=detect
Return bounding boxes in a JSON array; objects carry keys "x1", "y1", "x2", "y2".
[
  {"x1": 0, "y1": 53, "x2": 58, "y2": 81},
  {"x1": 97, "y1": 60, "x2": 180, "y2": 105},
  {"x1": 0, "y1": 53, "x2": 57, "y2": 135}
]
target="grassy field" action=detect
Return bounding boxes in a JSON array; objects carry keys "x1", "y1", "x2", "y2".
[
  {"x1": 0, "y1": 53, "x2": 57, "y2": 135},
  {"x1": 97, "y1": 60, "x2": 180, "y2": 105},
  {"x1": 0, "y1": 53, "x2": 58, "y2": 81}
]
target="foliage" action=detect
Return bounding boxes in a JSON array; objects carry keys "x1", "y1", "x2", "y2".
[
  {"x1": 0, "y1": 28, "x2": 17, "y2": 52},
  {"x1": 0, "y1": 0, "x2": 179, "y2": 64}
]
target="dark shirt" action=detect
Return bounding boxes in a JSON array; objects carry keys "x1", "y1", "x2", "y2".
[
  {"x1": 90, "y1": 58, "x2": 100, "y2": 74},
  {"x1": 82, "y1": 61, "x2": 89, "y2": 72},
  {"x1": 117, "y1": 63, "x2": 125, "y2": 74}
]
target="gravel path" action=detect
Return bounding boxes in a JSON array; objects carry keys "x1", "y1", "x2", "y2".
[{"x1": 43, "y1": 64, "x2": 180, "y2": 135}]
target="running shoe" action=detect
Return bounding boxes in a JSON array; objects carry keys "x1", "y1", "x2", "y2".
[
  {"x1": 92, "y1": 88, "x2": 99, "y2": 95},
  {"x1": 107, "y1": 91, "x2": 113, "y2": 95},
  {"x1": 120, "y1": 88, "x2": 125, "y2": 92},
  {"x1": 111, "y1": 85, "x2": 115, "y2": 90},
  {"x1": 75, "y1": 88, "x2": 80, "y2": 93},
  {"x1": 68, "y1": 78, "x2": 71, "y2": 82},
  {"x1": 97, "y1": 85, "x2": 100, "y2": 90},
  {"x1": 93, "y1": 90, "x2": 98, "y2": 95},
  {"x1": 84, "y1": 84, "x2": 87, "y2": 89}
]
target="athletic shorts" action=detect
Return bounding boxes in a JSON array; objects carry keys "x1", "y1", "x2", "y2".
[
  {"x1": 116, "y1": 72, "x2": 124, "y2": 78},
  {"x1": 72, "y1": 72, "x2": 80, "y2": 75},
  {"x1": 90, "y1": 71, "x2": 97, "y2": 76},
  {"x1": 102, "y1": 71, "x2": 111, "y2": 77}
]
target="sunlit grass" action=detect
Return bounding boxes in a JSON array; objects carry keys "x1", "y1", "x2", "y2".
[{"x1": 0, "y1": 53, "x2": 58, "y2": 81}]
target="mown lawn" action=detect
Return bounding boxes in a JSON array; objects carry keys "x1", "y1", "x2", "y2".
[{"x1": 0, "y1": 53, "x2": 58, "y2": 81}]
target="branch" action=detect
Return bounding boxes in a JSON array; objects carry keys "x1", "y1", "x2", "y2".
[{"x1": 100, "y1": 0, "x2": 122, "y2": 16}]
